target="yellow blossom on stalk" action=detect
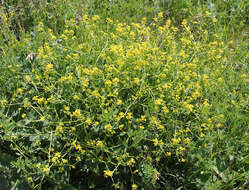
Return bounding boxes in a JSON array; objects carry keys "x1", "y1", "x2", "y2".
[
  {"x1": 158, "y1": 12, "x2": 163, "y2": 18},
  {"x1": 62, "y1": 159, "x2": 68, "y2": 164},
  {"x1": 155, "y1": 98, "x2": 163, "y2": 105},
  {"x1": 73, "y1": 109, "x2": 82, "y2": 118},
  {"x1": 56, "y1": 123, "x2": 63, "y2": 134},
  {"x1": 104, "y1": 170, "x2": 113, "y2": 178},
  {"x1": 82, "y1": 78, "x2": 89, "y2": 88},
  {"x1": 116, "y1": 99, "x2": 122, "y2": 105},
  {"x1": 133, "y1": 77, "x2": 140, "y2": 84},
  {"x1": 43, "y1": 165, "x2": 50, "y2": 175},
  {"x1": 92, "y1": 15, "x2": 100, "y2": 21},
  {"x1": 32, "y1": 96, "x2": 38, "y2": 101},
  {"x1": 81, "y1": 150, "x2": 86, "y2": 155},
  {"x1": 45, "y1": 64, "x2": 54, "y2": 74},
  {"x1": 139, "y1": 125, "x2": 144, "y2": 129},
  {"x1": 126, "y1": 112, "x2": 132, "y2": 120},
  {"x1": 1, "y1": 99, "x2": 8, "y2": 106},
  {"x1": 96, "y1": 140, "x2": 104, "y2": 148},
  {"x1": 36, "y1": 163, "x2": 41, "y2": 169},
  {"x1": 132, "y1": 184, "x2": 138, "y2": 190},
  {"x1": 172, "y1": 137, "x2": 181, "y2": 145},
  {"x1": 24, "y1": 75, "x2": 31, "y2": 82},
  {"x1": 64, "y1": 106, "x2": 70, "y2": 111},
  {"x1": 180, "y1": 158, "x2": 185, "y2": 162},
  {"x1": 17, "y1": 88, "x2": 23, "y2": 94},
  {"x1": 182, "y1": 19, "x2": 187, "y2": 26},
  {"x1": 106, "y1": 18, "x2": 113, "y2": 24},
  {"x1": 127, "y1": 158, "x2": 135, "y2": 166},
  {"x1": 112, "y1": 77, "x2": 119, "y2": 85},
  {"x1": 157, "y1": 125, "x2": 165, "y2": 131},
  {"x1": 76, "y1": 156, "x2": 81, "y2": 162},
  {"x1": 37, "y1": 97, "x2": 44, "y2": 104},
  {"x1": 92, "y1": 90, "x2": 100, "y2": 97},
  {"x1": 40, "y1": 116, "x2": 45, "y2": 121},
  {"x1": 166, "y1": 152, "x2": 171, "y2": 156},
  {"x1": 55, "y1": 152, "x2": 61, "y2": 158},
  {"x1": 73, "y1": 94, "x2": 80, "y2": 100},
  {"x1": 93, "y1": 121, "x2": 99, "y2": 126},
  {"x1": 162, "y1": 106, "x2": 169, "y2": 114},
  {"x1": 85, "y1": 118, "x2": 92, "y2": 125},
  {"x1": 140, "y1": 115, "x2": 146, "y2": 122},
  {"x1": 52, "y1": 156, "x2": 58, "y2": 163},
  {"x1": 119, "y1": 124, "x2": 124, "y2": 130},
  {"x1": 27, "y1": 177, "x2": 32, "y2": 182},
  {"x1": 133, "y1": 170, "x2": 139, "y2": 174},
  {"x1": 104, "y1": 124, "x2": 113, "y2": 133},
  {"x1": 61, "y1": 34, "x2": 68, "y2": 40},
  {"x1": 153, "y1": 138, "x2": 159, "y2": 146},
  {"x1": 184, "y1": 138, "x2": 191, "y2": 144}
]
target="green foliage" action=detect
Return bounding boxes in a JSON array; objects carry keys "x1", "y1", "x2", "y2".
[{"x1": 0, "y1": 0, "x2": 248, "y2": 189}]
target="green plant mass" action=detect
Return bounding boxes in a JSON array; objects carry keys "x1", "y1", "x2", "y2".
[{"x1": 0, "y1": 0, "x2": 248, "y2": 189}]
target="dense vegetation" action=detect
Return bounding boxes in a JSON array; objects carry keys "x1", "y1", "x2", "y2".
[{"x1": 0, "y1": 0, "x2": 248, "y2": 189}]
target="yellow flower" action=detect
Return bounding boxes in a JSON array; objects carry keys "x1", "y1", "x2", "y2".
[
  {"x1": 17, "y1": 88, "x2": 23, "y2": 94},
  {"x1": 36, "y1": 163, "x2": 41, "y2": 169},
  {"x1": 62, "y1": 159, "x2": 68, "y2": 164},
  {"x1": 166, "y1": 152, "x2": 171, "y2": 156},
  {"x1": 73, "y1": 94, "x2": 80, "y2": 100},
  {"x1": 116, "y1": 99, "x2": 122, "y2": 105},
  {"x1": 182, "y1": 19, "x2": 187, "y2": 26},
  {"x1": 184, "y1": 138, "x2": 191, "y2": 144},
  {"x1": 64, "y1": 106, "x2": 70, "y2": 111},
  {"x1": 133, "y1": 77, "x2": 140, "y2": 84},
  {"x1": 27, "y1": 177, "x2": 32, "y2": 182},
  {"x1": 43, "y1": 165, "x2": 50, "y2": 175},
  {"x1": 104, "y1": 170, "x2": 113, "y2": 178},
  {"x1": 172, "y1": 137, "x2": 181, "y2": 145},
  {"x1": 158, "y1": 12, "x2": 163, "y2": 18},
  {"x1": 52, "y1": 156, "x2": 58, "y2": 163},
  {"x1": 1, "y1": 99, "x2": 8, "y2": 106},
  {"x1": 200, "y1": 132, "x2": 205, "y2": 138},
  {"x1": 132, "y1": 183, "x2": 138, "y2": 190},
  {"x1": 180, "y1": 158, "x2": 185, "y2": 162},
  {"x1": 92, "y1": 15, "x2": 100, "y2": 21},
  {"x1": 56, "y1": 125, "x2": 63, "y2": 134},
  {"x1": 153, "y1": 138, "x2": 159, "y2": 146},
  {"x1": 119, "y1": 124, "x2": 124, "y2": 130},
  {"x1": 76, "y1": 156, "x2": 81, "y2": 162},
  {"x1": 96, "y1": 140, "x2": 104, "y2": 148},
  {"x1": 155, "y1": 98, "x2": 163, "y2": 105},
  {"x1": 104, "y1": 124, "x2": 113, "y2": 133},
  {"x1": 139, "y1": 125, "x2": 144, "y2": 129},
  {"x1": 73, "y1": 109, "x2": 82, "y2": 118},
  {"x1": 55, "y1": 152, "x2": 61, "y2": 158},
  {"x1": 127, "y1": 158, "x2": 135, "y2": 166},
  {"x1": 46, "y1": 64, "x2": 53, "y2": 71},
  {"x1": 126, "y1": 112, "x2": 132, "y2": 120},
  {"x1": 37, "y1": 97, "x2": 44, "y2": 104},
  {"x1": 24, "y1": 75, "x2": 31, "y2": 82}
]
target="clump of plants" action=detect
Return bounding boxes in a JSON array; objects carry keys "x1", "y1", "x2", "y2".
[{"x1": 0, "y1": 1, "x2": 248, "y2": 190}]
